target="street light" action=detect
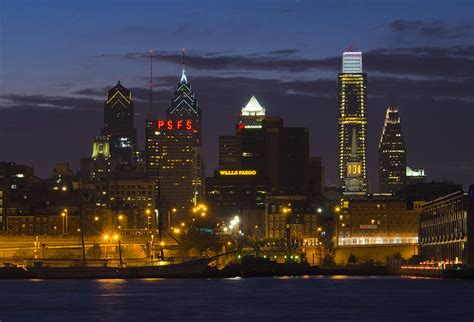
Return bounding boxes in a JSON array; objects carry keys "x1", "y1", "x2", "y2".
[
  {"x1": 113, "y1": 233, "x2": 123, "y2": 267},
  {"x1": 317, "y1": 208, "x2": 323, "y2": 213},
  {"x1": 61, "y1": 209, "x2": 68, "y2": 235},
  {"x1": 168, "y1": 208, "x2": 177, "y2": 232},
  {"x1": 145, "y1": 209, "x2": 152, "y2": 230},
  {"x1": 102, "y1": 234, "x2": 110, "y2": 258},
  {"x1": 192, "y1": 204, "x2": 207, "y2": 218}
]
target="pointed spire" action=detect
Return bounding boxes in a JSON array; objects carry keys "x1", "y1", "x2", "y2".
[
  {"x1": 180, "y1": 48, "x2": 187, "y2": 83},
  {"x1": 351, "y1": 127, "x2": 358, "y2": 157}
]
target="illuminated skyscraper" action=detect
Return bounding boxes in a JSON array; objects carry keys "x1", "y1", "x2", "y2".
[
  {"x1": 80, "y1": 136, "x2": 119, "y2": 183},
  {"x1": 378, "y1": 106, "x2": 407, "y2": 193},
  {"x1": 155, "y1": 128, "x2": 195, "y2": 216},
  {"x1": 167, "y1": 50, "x2": 203, "y2": 200},
  {"x1": 238, "y1": 96, "x2": 266, "y2": 129},
  {"x1": 338, "y1": 51, "x2": 368, "y2": 192},
  {"x1": 101, "y1": 81, "x2": 137, "y2": 165}
]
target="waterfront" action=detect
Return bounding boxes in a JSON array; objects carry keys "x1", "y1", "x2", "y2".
[{"x1": 0, "y1": 276, "x2": 473, "y2": 321}]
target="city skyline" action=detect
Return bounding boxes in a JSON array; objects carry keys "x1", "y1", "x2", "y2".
[{"x1": 0, "y1": 0, "x2": 473, "y2": 190}]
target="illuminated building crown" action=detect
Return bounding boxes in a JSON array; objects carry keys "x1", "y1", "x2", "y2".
[
  {"x1": 342, "y1": 51, "x2": 362, "y2": 73},
  {"x1": 105, "y1": 80, "x2": 132, "y2": 108},
  {"x1": 241, "y1": 96, "x2": 265, "y2": 116}
]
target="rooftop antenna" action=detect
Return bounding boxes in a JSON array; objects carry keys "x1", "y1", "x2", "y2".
[{"x1": 181, "y1": 48, "x2": 187, "y2": 82}]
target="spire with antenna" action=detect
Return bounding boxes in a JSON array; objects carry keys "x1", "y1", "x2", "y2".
[
  {"x1": 180, "y1": 48, "x2": 187, "y2": 83},
  {"x1": 351, "y1": 127, "x2": 358, "y2": 157}
]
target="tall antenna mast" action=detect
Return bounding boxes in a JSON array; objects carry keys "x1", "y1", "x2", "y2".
[
  {"x1": 182, "y1": 48, "x2": 186, "y2": 75},
  {"x1": 180, "y1": 48, "x2": 187, "y2": 83}
]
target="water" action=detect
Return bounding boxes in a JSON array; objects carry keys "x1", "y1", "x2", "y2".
[{"x1": 0, "y1": 276, "x2": 473, "y2": 321}]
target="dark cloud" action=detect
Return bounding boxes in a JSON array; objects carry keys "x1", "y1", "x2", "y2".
[
  {"x1": 102, "y1": 45, "x2": 474, "y2": 79},
  {"x1": 390, "y1": 19, "x2": 474, "y2": 39},
  {"x1": 0, "y1": 94, "x2": 101, "y2": 111}
]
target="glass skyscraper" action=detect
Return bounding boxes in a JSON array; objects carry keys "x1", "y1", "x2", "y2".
[
  {"x1": 378, "y1": 106, "x2": 407, "y2": 193},
  {"x1": 338, "y1": 51, "x2": 368, "y2": 193}
]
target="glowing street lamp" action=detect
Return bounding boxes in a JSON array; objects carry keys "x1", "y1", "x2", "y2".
[
  {"x1": 168, "y1": 208, "x2": 178, "y2": 232},
  {"x1": 61, "y1": 209, "x2": 68, "y2": 235}
]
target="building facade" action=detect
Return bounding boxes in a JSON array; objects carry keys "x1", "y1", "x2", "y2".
[
  {"x1": 206, "y1": 169, "x2": 269, "y2": 218},
  {"x1": 265, "y1": 195, "x2": 320, "y2": 245},
  {"x1": 344, "y1": 128, "x2": 365, "y2": 195},
  {"x1": 218, "y1": 135, "x2": 238, "y2": 169},
  {"x1": 419, "y1": 187, "x2": 474, "y2": 267},
  {"x1": 337, "y1": 197, "x2": 421, "y2": 246},
  {"x1": 94, "y1": 175, "x2": 156, "y2": 231},
  {"x1": 338, "y1": 51, "x2": 368, "y2": 193},
  {"x1": 154, "y1": 127, "x2": 195, "y2": 215}
]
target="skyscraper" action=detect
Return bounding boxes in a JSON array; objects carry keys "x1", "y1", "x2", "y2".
[
  {"x1": 167, "y1": 50, "x2": 203, "y2": 200},
  {"x1": 338, "y1": 51, "x2": 368, "y2": 193},
  {"x1": 218, "y1": 135, "x2": 238, "y2": 169},
  {"x1": 378, "y1": 106, "x2": 407, "y2": 193},
  {"x1": 101, "y1": 81, "x2": 137, "y2": 166},
  {"x1": 238, "y1": 95, "x2": 266, "y2": 129},
  {"x1": 154, "y1": 126, "x2": 195, "y2": 217},
  {"x1": 80, "y1": 136, "x2": 119, "y2": 183}
]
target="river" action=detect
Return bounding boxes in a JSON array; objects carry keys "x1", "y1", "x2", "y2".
[{"x1": 0, "y1": 276, "x2": 473, "y2": 321}]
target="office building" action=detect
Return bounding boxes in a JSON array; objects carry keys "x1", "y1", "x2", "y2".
[
  {"x1": 379, "y1": 106, "x2": 407, "y2": 193},
  {"x1": 236, "y1": 113, "x2": 308, "y2": 194},
  {"x1": 307, "y1": 156, "x2": 324, "y2": 198},
  {"x1": 80, "y1": 136, "x2": 119, "y2": 183},
  {"x1": 167, "y1": 50, "x2": 203, "y2": 200},
  {"x1": 101, "y1": 81, "x2": 137, "y2": 165},
  {"x1": 0, "y1": 162, "x2": 35, "y2": 229},
  {"x1": 206, "y1": 169, "x2": 269, "y2": 218},
  {"x1": 94, "y1": 174, "x2": 156, "y2": 231},
  {"x1": 338, "y1": 51, "x2": 368, "y2": 193},
  {"x1": 335, "y1": 196, "x2": 423, "y2": 264},
  {"x1": 218, "y1": 135, "x2": 238, "y2": 169},
  {"x1": 405, "y1": 166, "x2": 427, "y2": 186},
  {"x1": 265, "y1": 195, "x2": 320, "y2": 245},
  {"x1": 419, "y1": 186, "x2": 474, "y2": 267},
  {"x1": 154, "y1": 127, "x2": 195, "y2": 216}
]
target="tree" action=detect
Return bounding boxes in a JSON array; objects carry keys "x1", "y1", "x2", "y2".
[
  {"x1": 87, "y1": 244, "x2": 101, "y2": 259},
  {"x1": 348, "y1": 254, "x2": 357, "y2": 264},
  {"x1": 178, "y1": 229, "x2": 221, "y2": 257}
]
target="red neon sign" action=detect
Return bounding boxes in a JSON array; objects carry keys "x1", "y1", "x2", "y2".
[{"x1": 156, "y1": 119, "x2": 193, "y2": 131}]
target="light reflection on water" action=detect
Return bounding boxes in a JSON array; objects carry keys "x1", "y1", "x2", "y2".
[{"x1": 0, "y1": 276, "x2": 472, "y2": 321}]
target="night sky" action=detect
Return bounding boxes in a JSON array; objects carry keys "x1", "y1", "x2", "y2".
[{"x1": 0, "y1": 0, "x2": 473, "y2": 190}]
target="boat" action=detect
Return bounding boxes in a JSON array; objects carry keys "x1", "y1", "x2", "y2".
[{"x1": 22, "y1": 257, "x2": 215, "y2": 279}]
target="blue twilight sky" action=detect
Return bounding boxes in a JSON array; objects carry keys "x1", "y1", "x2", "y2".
[{"x1": 0, "y1": 0, "x2": 473, "y2": 190}]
